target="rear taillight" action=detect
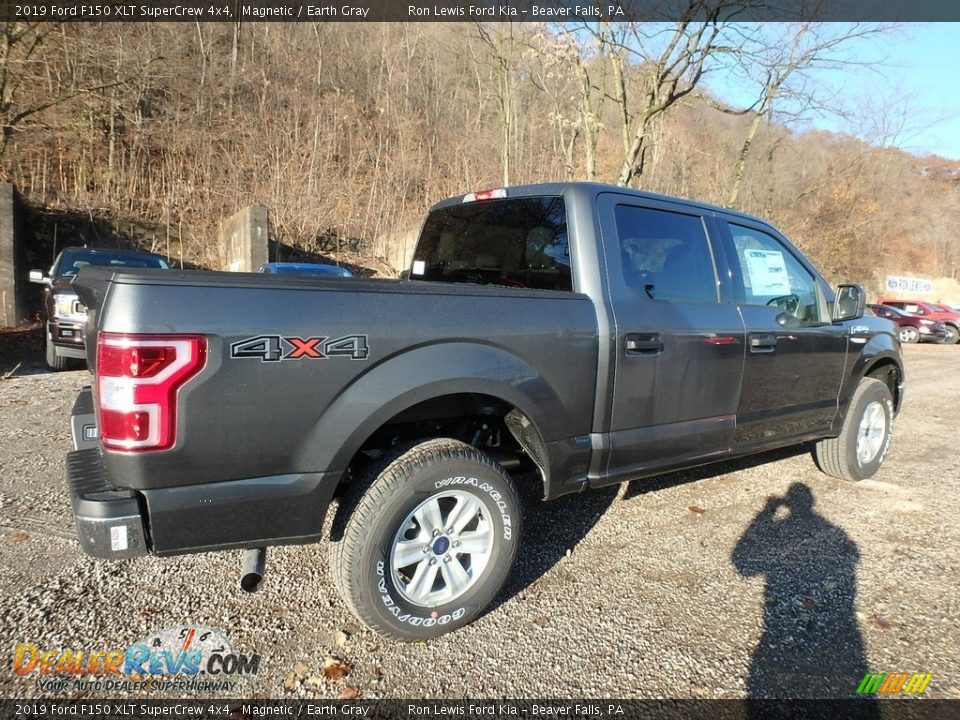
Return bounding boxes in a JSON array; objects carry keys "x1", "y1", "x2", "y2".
[{"x1": 97, "y1": 333, "x2": 207, "y2": 452}]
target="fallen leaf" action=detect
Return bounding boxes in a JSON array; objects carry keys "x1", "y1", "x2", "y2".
[
  {"x1": 801, "y1": 596, "x2": 818, "y2": 610},
  {"x1": 293, "y1": 661, "x2": 309, "y2": 677},
  {"x1": 334, "y1": 630, "x2": 350, "y2": 647},
  {"x1": 533, "y1": 617, "x2": 549, "y2": 627},
  {"x1": 322, "y1": 658, "x2": 352, "y2": 681},
  {"x1": 9, "y1": 531, "x2": 28, "y2": 543},
  {"x1": 869, "y1": 616, "x2": 892, "y2": 631},
  {"x1": 283, "y1": 673, "x2": 298, "y2": 691},
  {"x1": 824, "y1": 580, "x2": 838, "y2": 591},
  {"x1": 305, "y1": 675, "x2": 324, "y2": 689},
  {"x1": 688, "y1": 506, "x2": 706, "y2": 514},
  {"x1": 338, "y1": 687, "x2": 361, "y2": 700}
]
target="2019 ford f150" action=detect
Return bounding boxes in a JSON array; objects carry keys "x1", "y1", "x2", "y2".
[{"x1": 65, "y1": 183, "x2": 904, "y2": 640}]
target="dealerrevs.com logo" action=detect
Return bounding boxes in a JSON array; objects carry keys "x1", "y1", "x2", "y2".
[{"x1": 13, "y1": 626, "x2": 261, "y2": 693}]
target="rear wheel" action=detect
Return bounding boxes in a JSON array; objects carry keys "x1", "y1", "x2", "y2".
[
  {"x1": 897, "y1": 326, "x2": 920, "y2": 344},
  {"x1": 45, "y1": 332, "x2": 69, "y2": 371},
  {"x1": 814, "y1": 378, "x2": 893, "y2": 482},
  {"x1": 330, "y1": 438, "x2": 521, "y2": 641}
]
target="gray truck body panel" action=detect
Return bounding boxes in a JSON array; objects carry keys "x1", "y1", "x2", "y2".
[{"x1": 67, "y1": 182, "x2": 903, "y2": 559}]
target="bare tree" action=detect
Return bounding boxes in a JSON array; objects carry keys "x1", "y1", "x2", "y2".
[
  {"x1": 475, "y1": 23, "x2": 521, "y2": 187},
  {"x1": 609, "y1": 3, "x2": 745, "y2": 187},
  {"x1": 715, "y1": 22, "x2": 893, "y2": 206}
]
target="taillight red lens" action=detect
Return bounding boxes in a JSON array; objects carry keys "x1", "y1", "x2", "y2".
[
  {"x1": 97, "y1": 333, "x2": 206, "y2": 452},
  {"x1": 99, "y1": 343, "x2": 175, "y2": 378}
]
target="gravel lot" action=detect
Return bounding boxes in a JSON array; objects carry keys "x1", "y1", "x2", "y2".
[{"x1": 1, "y1": 330, "x2": 957, "y2": 700}]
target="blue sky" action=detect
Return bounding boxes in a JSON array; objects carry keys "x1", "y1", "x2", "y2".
[
  {"x1": 703, "y1": 23, "x2": 960, "y2": 161},
  {"x1": 881, "y1": 23, "x2": 960, "y2": 159}
]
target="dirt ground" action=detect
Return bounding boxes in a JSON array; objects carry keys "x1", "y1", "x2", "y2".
[{"x1": 0, "y1": 332, "x2": 957, "y2": 700}]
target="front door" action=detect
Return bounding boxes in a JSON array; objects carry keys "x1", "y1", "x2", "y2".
[
  {"x1": 719, "y1": 219, "x2": 848, "y2": 450},
  {"x1": 597, "y1": 194, "x2": 745, "y2": 482}
]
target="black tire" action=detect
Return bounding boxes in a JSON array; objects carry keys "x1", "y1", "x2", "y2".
[
  {"x1": 898, "y1": 326, "x2": 920, "y2": 344},
  {"x1": 45, "y1": 332, "x2": 69, "y2": 371},
  {"x1": 814, "y1": 378, "x2": 894, "y2": 482},
  {"x1": 330, "y1": 438, "x2": 521, "y2": 641},
  {"x1": 944, "y1": 324, "x2": 960, "y2": 345}
]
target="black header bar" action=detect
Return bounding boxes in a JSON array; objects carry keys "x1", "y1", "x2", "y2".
[
  {"x1": 2, "y1": 699, "x2": 959, "y2": 720},
  {"x1": 3, "y1": 0, "x2": 960, "y2": 22}
]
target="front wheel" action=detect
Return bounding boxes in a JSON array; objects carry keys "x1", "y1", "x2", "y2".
[
  {"x1": 330, "y1": 438, "x2": 521, "y2": 641},
  {"x1": 944, "y1": 324, "x2": 960, "y2": 345},
  {"x1": 813, "y1": 378, "x2": 894, "y2": 482}
]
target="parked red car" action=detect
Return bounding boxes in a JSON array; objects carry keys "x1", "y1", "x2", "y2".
[
  {"x1": 868, "y1": 304, "x2": 949, "y2": 344},
  {"x1": 876, "y1": 299, "x2": 960, "y2": 344}
]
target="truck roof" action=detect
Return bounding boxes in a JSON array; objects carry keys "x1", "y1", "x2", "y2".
[{"x1": 430, "y1": 181, "x2": 774, "y2": 229}]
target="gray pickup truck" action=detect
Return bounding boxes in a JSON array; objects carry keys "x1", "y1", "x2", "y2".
[{"x1": 67, "y1": 183, "x2": 903, "y2": 640}]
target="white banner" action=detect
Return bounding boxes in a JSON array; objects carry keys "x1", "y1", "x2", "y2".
[{"x1": 885, "y1": 275, "x2": 934, "y2": 295}]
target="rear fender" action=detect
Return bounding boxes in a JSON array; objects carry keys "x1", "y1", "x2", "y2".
[{"x1": 294, "y1": 342, "x2": 568, "y2": 487}]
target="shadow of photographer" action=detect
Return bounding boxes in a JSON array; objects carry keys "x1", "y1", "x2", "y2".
[{"x1": 732, "y1": 483, "x2": 877, "y2": 715}]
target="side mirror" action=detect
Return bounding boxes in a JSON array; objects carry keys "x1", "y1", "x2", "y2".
[
  {"x1": 29, "y1": 269, "x2": 51, "y2": 286},
  {"x1": 398, "y1": 269, "x2": 411, "y2": 280},
  {"x1": 833, "y1": 284, "x2": 866, "y2": 321}
]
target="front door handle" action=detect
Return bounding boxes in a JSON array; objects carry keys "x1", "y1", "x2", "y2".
[
  {"x1": 749, "y1": 333, "x2": 777, "y2": 353},
  {"x1": 625, "y1": 333, "x2": 663, "y2": 355}
]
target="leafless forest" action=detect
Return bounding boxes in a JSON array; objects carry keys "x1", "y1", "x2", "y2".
[{"x1": 1, "y1": 20, "x2": 958, "y2": 288}]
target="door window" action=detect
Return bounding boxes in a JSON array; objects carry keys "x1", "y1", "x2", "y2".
[
  {"x1": 728, "y1": 224, "x2": 821, "y2": 324},
  {"x1": 615, "y1": 205, "x2": 718, "y2": 303}
]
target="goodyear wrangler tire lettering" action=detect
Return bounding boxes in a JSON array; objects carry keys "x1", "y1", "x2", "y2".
[{"x1": 331, "y1": 439, "x2": 521, "y2": 641}]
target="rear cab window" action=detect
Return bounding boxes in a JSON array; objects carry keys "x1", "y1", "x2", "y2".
[{"x1": 412, "y1": 196, "x2": 572, "y2": 291}]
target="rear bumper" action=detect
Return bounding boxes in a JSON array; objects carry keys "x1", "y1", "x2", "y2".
[
  {"x1": 68, "y1": 388, "x2": 340, "y2": 559},
  {"x1": 68, "y1": 387, "x2": 148, "y2": 559},
  {"x1": 67, "y1": 447, "x2": 150, "y2": 559}
]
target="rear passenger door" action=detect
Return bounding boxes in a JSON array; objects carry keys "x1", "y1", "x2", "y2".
[
  {"x1": 718, "y1": 218, "x2": 848, "y2": 449},
  {"x1": 597, "y1": 194, "x2": 745, "y2": 482}
]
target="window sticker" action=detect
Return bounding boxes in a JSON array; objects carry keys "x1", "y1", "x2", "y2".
[
  {"x1": 744, "y1": 249, "x2": 791, "y2": 296},
  {"x1": 412, "y1": 260, "x2": 425, "y2": 276}
]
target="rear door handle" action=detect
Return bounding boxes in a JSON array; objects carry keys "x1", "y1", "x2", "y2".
[
  {"x1": 625, "y1": 333, "x2": 663, "y2": 355},
  {"x1": 749, "y1": 333, "x2": 777, "y2": 353}
]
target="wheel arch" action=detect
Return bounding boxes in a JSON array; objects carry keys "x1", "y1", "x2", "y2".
[
  {"x1": 294, "y1": 342, "x2": 563, "y2": 497},
  {"x1": 862, "y1": 356, "x2": 904, "y2": 414}
]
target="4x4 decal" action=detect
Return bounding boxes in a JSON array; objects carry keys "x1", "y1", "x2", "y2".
[{"x1": 231, "y1": 334, "x2": 369, "y2": 362}]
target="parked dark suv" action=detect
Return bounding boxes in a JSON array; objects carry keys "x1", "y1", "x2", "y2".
[{"x1": 29, "y1": 247, "x2": 171, "y2": 370}]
